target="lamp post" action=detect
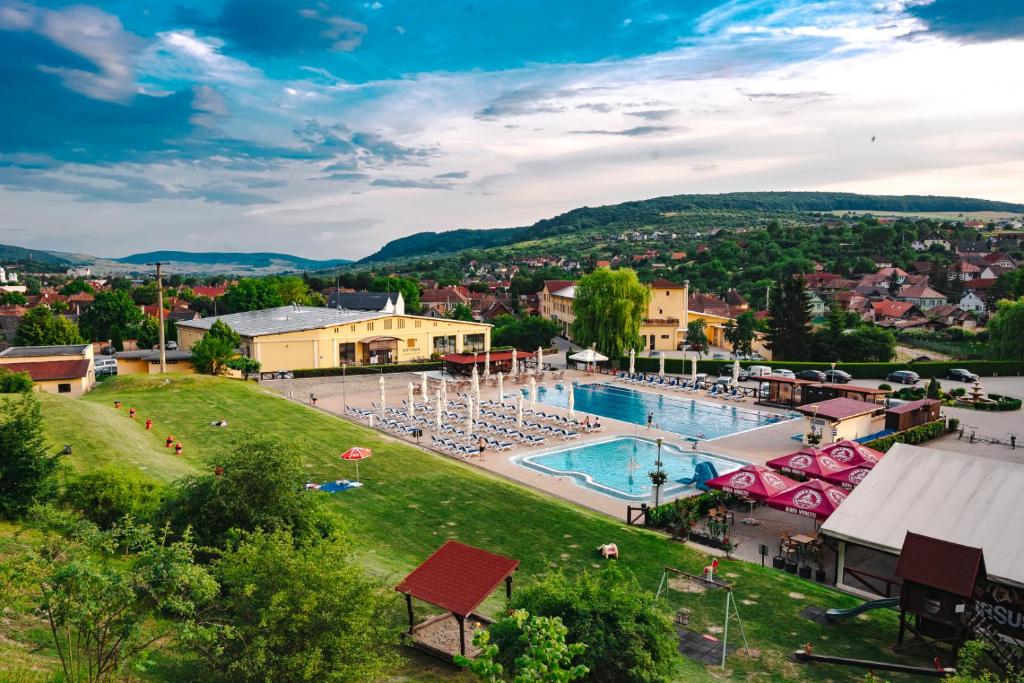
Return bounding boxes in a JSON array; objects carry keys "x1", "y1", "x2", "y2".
[{"x1": 651, "y1": 437, "x2": 666, "y2": 508}]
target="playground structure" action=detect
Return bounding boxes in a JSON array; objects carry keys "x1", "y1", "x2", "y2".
[
  {"x1": 654, "y1": 565, "x2": 749, "y2": 668},
  {"x1": 679, "y1": 460, "x2": 720, "y2": 490},
  {"x1": 825, "y1": 596, "x2": 899, "y2": 622}
]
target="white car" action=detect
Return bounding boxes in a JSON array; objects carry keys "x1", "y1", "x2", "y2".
[
  {"x1": 747, "y1": 365, "x2": 773, "y2": 378},
  {"x1": 774, "y1": 369, "x2": 796, "y2": 379},
  {"x1": 94, "y1": 357, "x2": 118, "y2": 376}
]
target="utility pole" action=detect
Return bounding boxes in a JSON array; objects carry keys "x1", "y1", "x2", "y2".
[{"x1": 148, "y1": 262, "x2": 167, "y2": 373}]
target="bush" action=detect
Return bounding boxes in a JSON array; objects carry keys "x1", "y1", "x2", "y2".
[
  {"x1": 966, "y1": 393, "x2": 1023, "y2": 411},
  {"x1": 623, "y1": 357, "x2": 1024, "y2": 379},
  {"x1": 878, "y1": 383, "x2": 892, "y2": 391},
  {"x1": 0, "y1": 368, "x2": 33, "y2": 393},
  {"x1": 864, "y1": 419, "x2": 946, "y2": 452},
  {"x1": 0, "y1": 393, "x2": 60, "y2": 519},
  {"x1": 947, "y1": 417, "x2": 960, "y2": 433},
  {"x1": 493, "y1": 565, "x2": 681, "y2": 683},
  {"x1": 291, "y1": 361, "x2": 440, "y2": 378},
  {"x1": 63, "y1": 468, "x2": 164, "y2": 529}
]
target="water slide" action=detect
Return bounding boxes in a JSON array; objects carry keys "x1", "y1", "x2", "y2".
[
  {"x1": 679, "y1": 461, "x2": 719, "y2": 490},
  {"x1": 825, "y1": 597, "x2": 899, "y2": 622}
]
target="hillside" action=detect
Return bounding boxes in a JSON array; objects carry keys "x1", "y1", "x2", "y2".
[
  {"x1": 20, "y1": 374, "x2": 927, "y2": 682},
  {"x1": 0, "y1": 243, "x2": 70, "y2": 266},
  {"x1": 360, "y1": 191, "x2": 1024, "y2": 263},
  {"x1": 117, "y1": 251, "x2": 352, "y2": 270}
]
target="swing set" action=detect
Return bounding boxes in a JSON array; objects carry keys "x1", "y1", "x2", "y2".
[{"x1": 654, "y1": 564, "x2": 750, "y2": 668}]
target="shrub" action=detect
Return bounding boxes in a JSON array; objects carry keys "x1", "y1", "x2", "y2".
[
  {"x1": 623, "y1": 357, "x2": 1024, "y2": 379},
  {"x1": 63, "y1": 468, "x2": 164, "y2": 529},
  {"x1": 0, "y1": 393, "x2": 60, "y2": 519},
  {"x1": 0, "y1": 368, "x2": 33, "y2": 393},
  {"x1": 878, "y1": 383, "x2": 892, "y2": 391},
  {"x1": 947, "y1": 417, "x2": 960, "y2": 433},
  {"x1": 291, "y1": 361, "x2": 440, "y2": 378},
  {"x1": 494, "y1": 565, "x2": 681, "y2": 683},
  {"x1": 865, "y1": 419, "x2": 946, "y2": 452},
  {"x1": 951, "y1": 388, "x2": 966, "y2": 397}
]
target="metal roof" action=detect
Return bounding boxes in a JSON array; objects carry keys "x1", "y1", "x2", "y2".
[
  {"x1": 0, "y1": 344, "x2": 90, "y2": 358},
  {"x1": 821, "y1": 443, "x2": 1024, "y2": 588},
  {"x1": 796, "y1": 397, "x2": 882, "y2": 420},
  {"x1": 0, "y1": 359, "x2": 91, "y2": 381},
  {"x1": 177, "y1": 306, "x2": 388, "y2": 337},
  {"x1": 327, "y1": 291, "x2": 399, "y2": 311}
]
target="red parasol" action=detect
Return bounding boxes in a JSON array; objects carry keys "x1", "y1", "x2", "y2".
[
  {"x1": 704, "y1": 465, "x2": 797, "y2": 501},
  {"x1": 818, "y1": 440, "x2": 884, "y2": 468},
  {"x1": 340, "y1": 447, "x2": 372, "y2": 482},
  {"x1": 765, "y1": 478, "x2": 848, "y2": 520},
  {"x1": 766, "y1": 447, "x2": 851, "y2": 480},
  {"x1": 820, "y1": 464, "x2": 875, "y2": 490}
]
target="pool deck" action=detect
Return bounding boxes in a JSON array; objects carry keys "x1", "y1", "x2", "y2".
[{"x1": 267, "y1": 368, "x2": 801, "y2": 520}]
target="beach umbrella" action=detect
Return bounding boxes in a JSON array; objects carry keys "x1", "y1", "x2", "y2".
[
  {"x1": 690, "y1": 354, "x2": 697, "y2": 384},
  {"x1": 484, "y1": 350, "x2": 491, "y2": 378},
  {"x1": 435, "y1": 390, "x2": 442, "y2": 429},
  {"x1": 497, "y1": 372, "x2": 504, "y2": 404},
  {"x1": 340, "y1": 447, "x2": 371, "y2": 482},
  {"x1": 567, "y1": 382, "x2": 575, "y2": 420},
  {"x1": 704, "y1": 465, "x2": 797, "y2": 501},
  {"x1": 471, "y1": 364, "x2": 479, "y2": 393},
  {"x1": 407, "y1": 382, "x2": 415, "y2": 417},
  {"x1": 378, "y1": 375, "x2": 386, "y2": 414},
  {"x1": 529, "y1": 375, "x2": 537, "y2": 408},
  {"x1": 511, "y1": 348, "x2": 518, "y2": 378},
  {"x1": 629, "y1": 348, "x2": 635, "y2": 375},
  {"x1": 732, "y1": 359, "x2": 740, "y2": 386},
  {"x1": 474, "y1": 377, "x2": 481, "y2": 419},
  {"x1": 536, "y1": 346, "x2": 543, "y2": 373},
  {"x1": 820, "y1": 464, "x2": 874, "y2": 490},
  {"x1": 421, "y1": 372, "x2": 429, "y2": 400},
  {"x1": 517, "y1": 393, "x2": 524, "y2": 429},
  {"x1": 819, "y1": 440, "x2": 884, "y2": 468},
  {"x1": 658, "y1": 353, "x2": 665, "y2": 377},
  {"x1": 765, "y1": 479, "x2": 848, "y2": 521},
  {"x1": 465, "y1": 396, "x2": 474, "y2": 434},
  {"x1": 441, "y1": 377, "x2": 448, "y2": 405},
  {"x1": 766, "y1": 447, "x2": 849, "y2": 480}
]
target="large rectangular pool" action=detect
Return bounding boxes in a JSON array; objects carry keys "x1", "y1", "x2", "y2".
[
  {"x1": 516, "y1": 437, "x2": 743, "y2": 501},
  {"x1": 533, "y1": 382, "x2": 789, "y2": 440}
]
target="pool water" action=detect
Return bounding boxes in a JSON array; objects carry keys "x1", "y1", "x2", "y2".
[
  {"x1": 517, "y1": 437, "x2": 743, "y2": 501},
  {"x1": 532, "y1": 382, "x2": 789, "y2": 440}
]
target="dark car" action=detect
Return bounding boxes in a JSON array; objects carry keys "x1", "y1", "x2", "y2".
[
  {"x1": 823, "y1": 369, "x2": 853, "y2": 384},
  {"x1": 887, "y1": 370, "x2": 920, "y2": 384},
  {"x1": 795, "y1": 369, "x2": 827, "y2": 382},
  {"x1": 947, "y1": 368, "x2": 979, "y2": 382}
]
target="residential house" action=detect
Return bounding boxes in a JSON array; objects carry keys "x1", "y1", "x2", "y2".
[
  {"x1": 801, "y1": 273, "x2": 842, "y2": 289},
  {"x1": 952, "y1": 240, "x2": 989, "y2": 257},
  {"x1": 192, "y1": 284, "x2": 228, "y2": 299},
  {"x1": 538, "y1": 280, "x2": 576, "y2": 337},
  {"x1": 979, "y1": 264, "x2": 1010, "y2": 280},
  {"x1": 805, "y1": 290, "x2": 828, "y2": 316},
  {"x1": 912, "y1": 232, "x2": 951, "y2": 251},
  {"x1": 594, "y1": 260, "x2": 611, "y2": 268},
  {"x1": 949, "y1": 260, "x2": 980, "y2": 281},
  {"x1": 479, "y1": 300, "x2": 515, "y2": 322},
  {"x1": 869, "y1": 300, "x2": 923, "y2": 325},
  {"x1": 420, "y1": 287, "x2": 470, "y2": 315},
  {"x1": 724, "y1": 289, "x2": 749, "y2": 316},
  {"x1": 833, "y1": 291, "x2": 867, "y2": 312},
  {"x1": 927, "y1": 304, "x2": 977, "y2": 329},
  {"x1": 669, "y1": 252, "x2": 687, "y2": 260},
  {"x1": 958, "y1": 290, "x2": 987, "y2": 314},
  {"x1": 0, "y1": 304, "x2": 27, "y2": 342},
  {"x1": 327, "y1": 291, "x2": 405, "y2": 315},
  {"x1": 0, "y1": 344, "x2": 96, "y2": 396},
  {"x1": 895, "y1": 285, "x2": 947, "y2": 310}
]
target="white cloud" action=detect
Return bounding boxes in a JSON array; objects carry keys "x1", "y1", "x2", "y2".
[{"x1": 140, "y1": 30, "x2": 263, "y2": 87}]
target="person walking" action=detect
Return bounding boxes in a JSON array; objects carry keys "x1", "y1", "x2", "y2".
[{"x1": 646, "y1": 412, "x2": 653, "y2": 429}]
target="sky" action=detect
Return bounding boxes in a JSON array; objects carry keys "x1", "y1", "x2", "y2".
[{"x1": 1, "y1": 0, "x2": 1023, "y2": 260}]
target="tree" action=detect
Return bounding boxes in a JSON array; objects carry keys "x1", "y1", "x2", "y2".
[
  {"x1": 0, "y1": 368, "x2": 33, "y2": 393},
  {"x1": 371, "y1": 275, "x2": 421, "y2": 313},
  {"x1": 134, "y1": 316, "x2": 161, "y2": 350},
  {"x1": 158, "y1": 433, "x2": 335, "y2": 549},
  {"x1": 492, "y1": 566, "x2": 679, "y2": 683},
  {"x1": 571, "y1": 268, "x2": 650, "y2": 361},
  {"x1": 944, "y1": 639, "x2": 1024, "y2": 683},
  {"x1": 14, "y1": 305, "x2": 85, "y2": 346},
  {"x1": 886, "y1": 269, "x2": 902, "y2": 297},
  {"x1": 926, "y1": 377, "x2": 941, "y2": 399},
  {"x1": 987, "y1": 296, "x2": 1024, "y2": 360},
  {"x1": 0, "y1": 290, "x2": 27, "y2": 305},
  {"x1": 130, "y1": 282, "x2": 159, "y2": 305},
  {"x1": 684, "y1": 319, "x2": 708, "y2": 355},
  {"x1": 448, "y1": 302, "x2": 475, "y2": 321},
  {"x1": 492, "y1": 315, "x2": 561, "y2": 350},
  {"x1": 79, "y1": 290, "x2": 144, "y2": 347},
  {"x1": 0, "y1": 393, "x2": 61, "y2": 518},
  {"x1": 225, "y1": 355, "x2": 261, "y2": 380},
  {"x1": 63, "y1": 468, "x2": 164, "y2": 529},
  {"x1": 221, "y1": 278, "x2": 284, "y2": 313},
  {"x1": 191, "y1": 320, "x2": 241, "y2": 375},
  {"x1": 23, "y1": 275, "x2": 41, "y2": 295},
  {"x1": 273, "y1": 275, "x2": 314, "y2": 306},
  {"x1": 458, "y1": 609, "x2": 588, "y2": 683},
  {"x1": 724, "y1": 311, "x2": 756, "y2": 357},
  {"x1": 194, "y1": 529, "x2": 398, "y2": 682},
  {"x1": 765, "y1": 277, "x2": 813, "y2": 361},
  {"x1": 59, "y1": 279, "x2": 94, "y2": 296}
]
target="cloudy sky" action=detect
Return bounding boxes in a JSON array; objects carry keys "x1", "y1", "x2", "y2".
[{"x1": 1, "y1": 0, "x2": 1023, "y2": 259}]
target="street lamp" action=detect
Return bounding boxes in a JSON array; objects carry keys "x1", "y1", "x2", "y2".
[{"x1": 650, "y1": 437, "x2": 667, "y2": 508}]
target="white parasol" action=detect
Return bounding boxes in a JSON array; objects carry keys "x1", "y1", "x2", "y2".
[
  {"x1": 474, "y1": 376, "x2": 481, "y2": 420},
  {"x1": 441, "y1": 376, "x2": 448, "y2": 405},
  {"x1": 407, "y1": 382, "x2": 415, "y2": 417},
  {"x1": 536, "y1": 346, "x2": 544, "y2": 374},
  {"x1": 567, "y1": 382, "x2": 575, "y2": 420},
  {"x1": 690, "y1": 354, "x2": 697, "y2": 384},
  {"x1": 629, "y1": 348, "x2": 635, "y2": 375},
  {"x1": 484, "y1": 350, "x2": 491, "y2": 378},
  {"x1": 511, "y1": 348, "x2": 518, "y2": 378},
  {"x1": 659, "y1": 353, "x2": 665, "y2": 377},
  {"x1": 378, "y1": 375, "x2": 386, "y2": 414},
  {"x1": 497, "y1": 372, "x2": 504, "y2": 404},
  {"x1": 732, "y1": 359, "x2": 740, "y2": 386},
  {"x1": 517, "y1": 393, "x2": 524, "y2": 429},
  {"x1": 421, "y1": 372, "x2": 429, "y2": 400},
  {"x1": 435, "y1": 389, "x2": 442, "y2": 429},
  {"x1": 529, "y1": 375, "x2": 537, "y2": 408},
  {"x1": 465, "y1": 396, "x2": 474, "y2": 434}
]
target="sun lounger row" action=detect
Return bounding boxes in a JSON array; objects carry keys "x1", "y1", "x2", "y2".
[{"x1": 430, "y1": 436, "x2": 481, "y2": 457}]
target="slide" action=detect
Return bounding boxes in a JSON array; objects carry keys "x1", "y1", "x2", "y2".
[
  {"x1": 680, "y1": 461, "x2": 719, "y2": 491},
  {"x1": 825, "y1": 597, "x2": 899, "y2": 622}
]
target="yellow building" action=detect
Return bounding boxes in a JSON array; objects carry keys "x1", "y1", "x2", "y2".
[
  {"x1": 540, "y1": 277, "x2": 732, "y2": 353},
  {"x1": 797, "y1": 398, "x2": 885, "y2": 445},
  {"x1": 0, "y1": 344, "x2": 95, "y2": 396},
  {"x1": 177, "y1": 306, "x2": 492, "y2": 373},
  {"x1": 114, "y1": 349, "x2": 196, "y2": 375}
]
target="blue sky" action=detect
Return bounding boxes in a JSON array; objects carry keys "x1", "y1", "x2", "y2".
[{"x1": 1, "y1": 0, "x2": 1023, "y2": 259}]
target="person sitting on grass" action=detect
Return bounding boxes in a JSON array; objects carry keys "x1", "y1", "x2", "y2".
[{"x1": 210, "y1": 419, "x2": 229, "y2": 427}]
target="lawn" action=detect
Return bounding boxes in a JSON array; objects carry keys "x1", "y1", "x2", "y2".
[{"x1": 24, "y1": 375, "x2": 938, "y2": 681}]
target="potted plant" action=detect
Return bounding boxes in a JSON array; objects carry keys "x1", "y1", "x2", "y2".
[
  {"x1": 798, "y1": 564, "x2": 813, "y2": 579},
  {"x1": 785, "y1": 555, "x2": 799, "y2": 574},
  {"x1": 722, "y1": 537, "x2": 739, "y2": 559},
  {"x1": 810, "y1": 543, "x2": 827, "y2": 582}
]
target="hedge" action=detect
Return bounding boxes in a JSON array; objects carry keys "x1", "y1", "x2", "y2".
[
  {"x1": 863, "y1": 419, "x2": 947, "y2": 452},
  {"x1": 291, "y1": 361, "x2": 441, "y2": 378},
  {"x1": 622, "y1": 357, "x2": 1024, "y2": 379},
  {"x1": 959, "y1": 393, "x2": 1023, "y2": 411}
]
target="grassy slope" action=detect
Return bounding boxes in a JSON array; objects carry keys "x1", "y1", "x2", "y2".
[{"x1": 30, "y1": 376, "x2": 931, "y2": 682}]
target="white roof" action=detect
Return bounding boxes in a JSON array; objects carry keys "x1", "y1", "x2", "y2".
[
  {"x1": 178, "y1": 306, "x2": 389, "y2": 337},
  {"x1": 821, "y1": 443, "x2": 1024, "y2": 587},
  {"x1": 568, "y1": 349, "x2": 608, "y2": 362},
  {"x1": 551, "y1": 285, "x2": 575, "y2": 298}
]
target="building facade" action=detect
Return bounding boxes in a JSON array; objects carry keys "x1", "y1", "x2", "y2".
[{"x1": 0, "y1": 344, "x2": 95, "y2": 397}]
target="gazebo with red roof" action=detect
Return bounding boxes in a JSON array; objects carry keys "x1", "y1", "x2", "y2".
[
  {"x1": 395, "y1": 540, "x2": 520, "y2": 659},
  {"x1": 441, "y1": 349, "x2": 533, "y2": 377}
]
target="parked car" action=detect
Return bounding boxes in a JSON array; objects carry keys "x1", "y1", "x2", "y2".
[
  {"x1": 747, "y1": 365, "x2": 772, "y2": 378},
  {"x1": 947, "y1": 368, "x2": 979, "y2": 383},
  {"x1": 887, "y1": 370, "x2": 920, "y2": 385},
  {"x1": 94, "y1": 357, "x2": 118, "y2": 377},
  {"x1": 774, "y1": 369, "x2": 796, "y2": 379},
  {"x1": 718, "y1": 366, "x2": 750, "y2": 382},
  {"x1": 795, "y1": 369, "x2": 827, "y2": 382},
  {"x1": 712, "y1": 352, "x2": 728, "y2": 360},
  {"x1": 823, "y1": 369, "x2": 853, "y2": 384}
]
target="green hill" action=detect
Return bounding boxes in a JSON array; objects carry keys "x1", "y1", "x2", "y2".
[
  {"x1": 360, "y1": 191, "x2": 1024, "y2": 263},
  {"x1": 0, "y1": 243, "x2": 70, "y2": 266},
  {"x1": 116, "y1": 250, "x2": 352, "y2": 270}
]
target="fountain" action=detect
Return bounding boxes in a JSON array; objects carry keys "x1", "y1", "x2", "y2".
[{"x1": 956, "y1": 379, "x2": 996, "y2": 406}]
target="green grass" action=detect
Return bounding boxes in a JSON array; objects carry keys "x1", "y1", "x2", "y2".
[{"x1": 25, "y1": 375, "x2": 939, "y2": 681}]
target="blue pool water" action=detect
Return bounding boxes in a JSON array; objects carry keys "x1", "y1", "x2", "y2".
[
  {"x1": 517, "y1": 437, "x2": 743, "y2": 501},
  {"x1": 532, "y1": 382, "x2": 789, "y2": 440}
]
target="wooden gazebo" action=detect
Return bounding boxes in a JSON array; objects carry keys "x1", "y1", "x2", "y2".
[
  {"x1": 757, "y1": 376, "x2": 815, "y2": 408},
  {"x1": 395, "y1": 540, "x2": 520, "y2": 660}
]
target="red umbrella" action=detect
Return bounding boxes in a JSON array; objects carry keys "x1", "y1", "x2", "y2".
[
  {"x1": 705, "y1": 465, "x2": 797, "y2": 501},
  {"x1": 820, "y1": 464, "x2": 875, "y2": 490},
  {"x1": 819, "y1": 440, "x2": 884, "y2": 468},
  {"x1": 340, "y1": 447, "x2": 372, "y2": 482},
  {"x1": 766, "y1": 447, "x2": 851, "y2": 480},
  {"x1": 765, "y1": 479, "x2": 848, "y2": 520}
]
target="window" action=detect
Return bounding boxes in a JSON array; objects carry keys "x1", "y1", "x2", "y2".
[
  {"x1": 350, "y1": 325, "x2": 356, "y2": 332},
  {"x1": 384, "y1": 319, "x2": 392, "y2": 330},
  {"x1": 661, "y1": 334, "x2": 670, "y2": 339},
  {"x1": 398, "y1": 319, "x2": 405, "y2": 329},
  {"x1": 58, "y1": 383, "x2": 72, "y2": 393},
  {"x1": 433, "y1": 335, "x2": 456, "y2": 355},
  {"x1": 415, "y1": 320, "x2": 421, "y2": 328},
  {"x1": 339, "y1": 343, "x2": 356, "y2": 363},
  {"x1": 367, "y1": 322, "x2": 374, "y2": 331},
  {"x1": 463, "y1": 333, "x2": 486, "y2": 352}
]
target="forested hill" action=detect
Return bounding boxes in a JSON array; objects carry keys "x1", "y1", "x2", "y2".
[
  {"x1": 360, "y1": 191, "x2": 1024, "y2": 263},
  {"x1": 0, "y1": 243, "x2": 70, "y2": 266},
  {"x1": 117, "y1": 251, "x2": 352, "y2": 270}
]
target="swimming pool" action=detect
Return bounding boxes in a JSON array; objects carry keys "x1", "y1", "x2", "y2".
[
  {"x1": 532, "y1": 382, "x2": 789, "y2": 440},
  {"x1": 516, "y1": 437, "x2": 743, "y2": 501}
]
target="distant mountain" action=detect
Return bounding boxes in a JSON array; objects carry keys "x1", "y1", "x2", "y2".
[
  {"x1": 0, "y1": 243, "x2": 71, "y2": 266},
  {"x1": 116, "y1": 251, "x2": 352, "y2": 271},
  {"x1": 360, "y1": 191, "x2": 1024, "y2": 263}
]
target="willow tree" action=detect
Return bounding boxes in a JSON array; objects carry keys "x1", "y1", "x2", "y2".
[{"x1": 571, "y1": 268, "x2": 649, "y2": 361}]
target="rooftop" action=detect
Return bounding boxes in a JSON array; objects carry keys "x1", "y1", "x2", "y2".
[
  {"x1": 395, "y1": 540, "x2": 519, "y2": 617},
  {"x1": 796, "y1": 397, "x2": 882, "y2": 421},
  {"x1": 327, "y1": 291, "x2": 400, "y2": 311},
  {"x1": 0, "y1": 359, "x2": 91, "y2": 381},
  {"x1": 177, "y1": 306, "x2": 388, "y2": 337},
  {"x1": 0, "y1": 344, "x2": 90, "y2": 358},
  {"x1": 895, "y1": 532, "x2": 985, "y2": 598}
]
